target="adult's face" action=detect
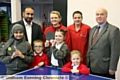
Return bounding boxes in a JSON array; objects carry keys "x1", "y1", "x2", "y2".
[
  {"x1": 73, "y1": 13, "x2": 82, "y2": 25},
  {"x1": 96, "y1": 8, "x2": 107, "y2": 25},
  {"x1": 50, "y1": 13, "x2": 61, "y2": 26},
  {"x1": 23, "y1": 8, "x2": 34, "y2": 23}
]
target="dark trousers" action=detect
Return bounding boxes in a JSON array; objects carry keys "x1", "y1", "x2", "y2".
[{"x1": 90, "y1": 70, "x2": 115, "y2": 79}]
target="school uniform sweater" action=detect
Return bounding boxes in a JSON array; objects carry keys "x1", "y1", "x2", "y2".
[
  {"x1": 28, "y1": 52, "x2": 50, "y2": 68},
  {"x1": 62, "y1": 62, "x2": 90, "y2": 74}
]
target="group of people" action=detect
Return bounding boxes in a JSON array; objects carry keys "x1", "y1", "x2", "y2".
[{"x1": 0, "y1": 6, "x2": 119, "y2": 79}]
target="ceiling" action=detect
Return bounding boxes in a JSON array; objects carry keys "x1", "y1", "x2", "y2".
[
  {"x1": 0, "y1": 0, "x2": 53, "y2": 4},
  {"x1": 21, "y1": 0, "x2": 53, "y2": 4}
]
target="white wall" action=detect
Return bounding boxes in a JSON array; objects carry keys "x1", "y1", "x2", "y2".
[
  {"x1": 116, "y1": 57, "x2": 120, "y2": 80},
  {"x1": 11, "y1": 0, "x2": 21, "y2": 23},
  {"x1": 67, "y1": 0, "x2": 120, "y2": 28}
]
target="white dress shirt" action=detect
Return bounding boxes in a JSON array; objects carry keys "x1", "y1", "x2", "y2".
[
  {"x1": 72, "y1": 63, "x2": 79, "y2": 70},
  {"x1": 23, "y1": 19, "x2": 32, "y2": 44}
]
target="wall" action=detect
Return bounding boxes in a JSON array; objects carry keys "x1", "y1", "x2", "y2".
[
  {"x1": 68, "y1": 1, "x2": 120, "y2": 79},
  {"x1": 67, "y1": 0, "x2": 120, "y2": 28},
  {"x1": 116, "y1": 57, "x2": 120, "y2": 80},
  {"x1": 53, "y1": 0, "x2": 67, "y2": 26}
]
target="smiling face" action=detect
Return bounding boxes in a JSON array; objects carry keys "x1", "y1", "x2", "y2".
[
  {"x1": 50, "y1": 11, "x2": 61, "y2": 27},
  {"x1": 73, "y1": 13, "x2": 82, "y2": 25},
  {"x1": 23, "y1": 8, "x2": 34, "y2": 23},
  {"x1": 34, "y1": 42, "x2": 44, "y2": 54},
  {"x1": 14, "y1": 30, "x2": 24, "y2": 40},
  {"x1": 96, "y1": 8, "x2": 107, "y2": 25},
  {"x1": 55, "y1": 31, "x2": 65, "y2": 44},
  {"x1": 70, "y1": 50, "x2": 82, "y2": 66},
  {"x1": 71, "y1": 54, "x2": 81, "y2": 65}
]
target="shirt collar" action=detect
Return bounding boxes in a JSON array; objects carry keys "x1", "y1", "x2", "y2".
[
  {"x1": 55, "y1": 42, "x2": 64, "y2": 47},
  {"x1": 34, "y1": 52, "x2": 43, "y2": 56},
  {"x1": 72, "y1": 63, "x2": 80, "y2": 66},
  {"x1": 98, "y1": 22, "x2": 106, "y2": 28},
  {"x1": 23, "y1": 18, "x2": 32, "y2": 26},
  {"x1": 73, "y1": 23, "x2": 83, "y2": 31},
  {"x1": 52, "y1": 23, "x2": 62, "y2": 31},
  {"x1": 72, "y1": 63, "x2": 80, "y2": 69}
]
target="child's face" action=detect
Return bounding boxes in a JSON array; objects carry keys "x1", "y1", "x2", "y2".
[
  {"x1": 14, "y1": 30, "x2": 24, "y2": 39},
  {"x1": 34, "y1": 42, "x2": 43, "y2": 54},
  {"x1": 71, "y1": 54, "x2": 81, "y2": 65},
  {"x1": 55, "y1": 32, "x2": 65, "y2": 44}
]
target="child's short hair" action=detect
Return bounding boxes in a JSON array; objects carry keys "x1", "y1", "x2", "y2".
[
  {"x1": 33, "y1": 39, "x2": 44, "y2": 46},
  {"x1": 55, "y1": 29, "x2": 67, "y2": 37},
  {"x1": 70, "y1": 50, "x2": 82, "y2": 60}
]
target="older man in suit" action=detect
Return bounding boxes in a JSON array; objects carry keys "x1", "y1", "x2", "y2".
[
  {"x1": 87, "y1": 8, "x2": 120, "y2": 79},
  {"x1": 10, "y1": 6, "x2": 43, "y2": 46}
]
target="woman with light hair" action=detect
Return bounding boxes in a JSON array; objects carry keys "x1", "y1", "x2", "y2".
[{"x1": 44, "y1": 10, "x2": 71, "y2": 52}]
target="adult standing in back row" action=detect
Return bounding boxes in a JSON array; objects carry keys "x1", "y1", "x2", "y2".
[
  {"x1": 11, "y1": 6, "x2": 43, "y2": 46},
  {"x1": 44, "y1": 11, "x2": 71, "y2": 51},
  {"x1": 87, "y1": 8, "x2": 120, "y2": 79},
  {"x1": 67, "y1": 11, "x2": 91, "y2": 64}
]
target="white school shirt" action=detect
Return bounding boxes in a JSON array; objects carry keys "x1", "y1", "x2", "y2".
[
  {"x1": 51, "y1": 42, "x2": 64, "y2": 66},
  {"x1": 34, "y1": 52, "x2": 43, "y2": 56},
  {"x1": 23, "y1": 19, "x2": 32, "y2": 44},
  {"x1": 72, "y1": 63, "x2": 79, "y2": 69}
]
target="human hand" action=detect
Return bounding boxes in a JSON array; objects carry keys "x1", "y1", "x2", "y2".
[
  {"x1": 109, "y1": 69, "x2": 115, "y2": 75},
  {"x1": 34, "y1": 66, "x2": 39, "y2": 68},
  {"x1": 51, "y1": 40, "x2": 56, "y2": 47},
  {"x1": 15, "y1": 50, "x2": 24, "y2": 59},
  {"x1": 45, "y1": 40, "x2": 50, "y2": 47},
  {"x1": 38, "y1": 62, "x2": 44, "y2": 67},
  {"x1": 71, "y1": 69, "x2": 79, "y2": 74},
  {"x1": 11, "y1": 52, "x2": 16, "y2": 59}
]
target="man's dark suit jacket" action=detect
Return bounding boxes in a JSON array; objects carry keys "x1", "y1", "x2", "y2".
[{"x1": 10, "y1": 20, "x2": 43, "y2": 46}]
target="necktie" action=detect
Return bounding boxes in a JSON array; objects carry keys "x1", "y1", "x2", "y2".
[{"x1": 92, "y1": 26, "x2": 100, "y2": 45}]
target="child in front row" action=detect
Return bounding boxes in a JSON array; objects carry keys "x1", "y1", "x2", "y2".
[
  {"x1": 62, "y1": 50, "x2": 90, "y2": 74},
  {"x1": 28, "y1": 40, "x2": 50, "y2": 69},
  {"x1": 0, "y1": 24, "x2": 34, "y2": 75},
  {"x1": 45, "y1": 29, "x2": 69, "y2": 68}
]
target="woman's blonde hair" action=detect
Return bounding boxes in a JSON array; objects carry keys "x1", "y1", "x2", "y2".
[{"x1": 50, "y1": 10, "x2": 62, "y2": 21}]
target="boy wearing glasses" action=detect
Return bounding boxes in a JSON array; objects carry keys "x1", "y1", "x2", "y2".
[{"x1": 28, "y1": 40, "x2": 50, "y2": 68}]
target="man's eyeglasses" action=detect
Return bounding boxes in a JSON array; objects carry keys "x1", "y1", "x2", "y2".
[{"x1": 34, "y1": 46, "x2": 43, "y2": 48}]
